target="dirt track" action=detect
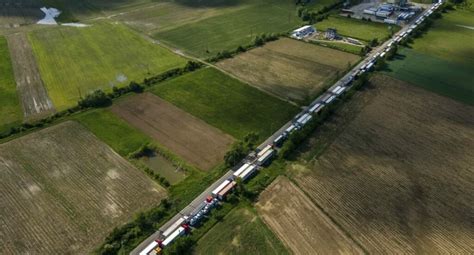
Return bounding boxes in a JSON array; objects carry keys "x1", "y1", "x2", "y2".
[
  {"x1": 6, "y1": 32, "x2": 55, "y2": 121},
  {"x1": 111, "y1": 93, "x2": 234, "y2": 170},
  {"x1": 257, "y1": 176, "x2": 364, "y2": 255},
  {"x1": 0, "y1": 121, "x2": 166, "y2": 254},
  {"x1": 293, "y1": 75, "x2": 474, "y2": 254}
]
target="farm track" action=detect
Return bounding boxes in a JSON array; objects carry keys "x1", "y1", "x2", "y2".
[
  {"x1": 257, "y1": 176, "x2": 364, "y2": 255},
  {"x1": 0, "y1": 121, "x2": 166, "y2": 254},
  {"x1": 111, "y1": 93, "x2": 234, "y2": 170},
  {"x1": 293, "y1": 75, "x2": 474, "y2": 253},
  {"x1": 6, "y1": 32, "x2": 55, "y2": 121}
]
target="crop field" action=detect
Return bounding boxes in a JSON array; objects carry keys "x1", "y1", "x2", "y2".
[
  {"x1": 386, "y1": 8, "x2": 474, "y2": 105},
  {"x1": 73, "y1": 109, "x2": 152, "y2": 156},
  {"x1": 0, "y1": 36, "x2": 22, "y2": 132},
  {"x1": 217, "y1": 38, "x2": 359, "y2": 103},
  {"x1": 0, "y1": 121, "x2": 167, "y2": 254},
  {"x1": 6, "y1": 32, "x2": 56, "y2": 121},
  {"x1": 151, "y1": 67, "x2": 299, "y2": 139},
  {"x1": 28, "y1": 22, "x2": 186, "y2": 110},
  {"x1": 257, "y1": 176, "x2": 364, "y2": 254},
  {"x1": 195, "y1": 206, "x2": 289, "y2": 255},
  {"x1": 153, "y1": 0, "x2": 305, "y2": 58},
  {"x1": 315, "y1": 15, "x2": 397, "y2": 42},
  {"x1": 0, "y1": 0, "x2": 43, "y2": 30},
  {"x1": 292, "y1": 75, "x2": 474, "y2": 253},
  {"x1": 110, "y1": 92, "x2": 234, "y2": 170}
]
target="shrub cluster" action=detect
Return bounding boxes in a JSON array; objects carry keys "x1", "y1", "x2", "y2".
[{"x1": 224, "y1": 132, "x2": 259, "y2": 167}]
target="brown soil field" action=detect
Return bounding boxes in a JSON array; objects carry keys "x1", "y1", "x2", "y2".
[
  {"x1": 256, "y1": 176, "x2": 364, "y2": 255},
  {"x1": 111, "y1": 93, "x2": 234, "y2": 170},
  {"x1": 216, "y1": 38, "x2": 360, "y2": 103},
  {"x1": 0, "y1": 1, "x2": 42, "y2": 30},
  {"x1": 291, "y1": 75, "x2": 474, "y2": 253},
  {"x1": 0, "y1": 121, "x2": 166, "y2": 254},
  {"x1": 6, "y1": 32, "x2": 55, "y2": 121}
]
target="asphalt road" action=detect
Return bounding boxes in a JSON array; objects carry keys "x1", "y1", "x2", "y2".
[{"x1": 130, "y1": 3, "x2": 439, "y2": 254}]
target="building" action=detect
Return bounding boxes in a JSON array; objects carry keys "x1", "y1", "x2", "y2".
[
  {"x1": 325, "y1": 28, "x2": 339, "y2": 40},
  {"x1": 291, "y1": 25, "x2": 316, "y2": 39}
]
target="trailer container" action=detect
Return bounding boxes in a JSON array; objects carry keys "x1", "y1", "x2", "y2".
[
  {"x1": 140, "y1": 241, "x2": 160, "y2": 255},
  {"x1": 217, "y1": 181, "x2": 236, "y2": 199},
  {"x1": 309, "y1": 103, "x2": 321, "y2": 113},
  {"x1": 296, "y1": 113, "x2": 310, "y2": 126},
  {"x1": 162, "y1": 217, "x2": 186, "y2": 238},
  {"x1": 257, "y1": 144, "x2": 273, "y2": 158},
  {"x1": 331, "y1": 86, "x2": 342, "y2": 94},
  {"x1": 212, "y1": 180, "x2": 231, "y2": 197},
  {"x1": 380, "y1": 52, "x2": 386, "y2": 58},
  {"x1": 363, "y1": 9, "x2": 376, "y2": 15},
  {"x1": 273, "y1": 134, "x2": 286, "y2": 147},
  {"x1": 335, "y1": 86, "x2": 346, "y2": 95},
  {"x1": 366, "y1": 62, "x2": 374, "y2": 70},
  {"x1": 325, "y1": 95, "x2": 336, "y2": 104},
  {"x1": 233, "y1": 163, "x2": 250, "y2": 178},
  {"x1": 257, "y1": 149, "x2": 275, "y2": 166},
  {"x1": 285, "y1": 124, "x2": 296, "y2": 134},
  {"x1": 162, "y1": 226, "x2": 186, "y2": 247},
  {"x1": 239, "y1": 164, "x2": 258, "y2": 181}
]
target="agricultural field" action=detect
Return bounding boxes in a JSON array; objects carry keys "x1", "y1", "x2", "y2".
[
  {"x1": 0, "y1": 0, "x2": 43, "y2": 30},
  {"x1": 153, "y1": 0, "x2": 305, "y2": 58},
  {"x1": 151, "y1": 67, "x2": 300, "y2": 139},
  {"x1": 217, "y1": 38, "x2": 359, "y2": 103},
  {"x1": 0, "y1": 121, "x2": 167, "y2": 254},
  {"x1": 315, "y1": 15, "x2": 397, "y2": 42},
  {"x1": 28, "y1": 22, "x2": 186, "y2": 110},
  {"x1": 257, "y1": 176, "x2": 364, "y2": 255},
  {"x1": 386, "y1": 7, "x2": 474, "y2": 105},
  {"x1": 6, "y1": 32, "x2": 56, "y2": 121},
  {"x1": 110, "y1": 92, "x2": 234, "y2": 170},
  {"x1": 0, "y1": 36, "x2": 22, "y2": 132},
  {"x1": 291, "y1": 75, "x2": 474, "y2": 253},
  {"x1": 195, "y1": 206, "x2": 289, "y2": 255}
]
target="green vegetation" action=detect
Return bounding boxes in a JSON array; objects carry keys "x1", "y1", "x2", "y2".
[
  {"x1": 195, "y1": 206, "x2": 289, "y2": 255},
  {"x1": 315, "y1": 15, "x2": 398, "y2": 41},
  {"x1": 154, "y1": 0, "x2": 303, "y2": 58},
  {"x1": 29, "y1": 22, "x2": 186, "y2": 110},
  {"x1": 0, "y1": 36, "x2": 22, "y2": 132},
  {"x1": 151, "y1": 67, "x2": 299, "y2": 139},
  {"x1": 73, "y1": 109, "x2": 152, "y2": 156},
  {"x1": 311, "y1": 40, "x2": 364, "y2": 55}
]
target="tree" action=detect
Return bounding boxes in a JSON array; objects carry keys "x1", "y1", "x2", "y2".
[
  {"x1": 129, "y1": 81, "x2": 144, "y2": 93},
  {"x1": 163, "y1": 236, "x2": 195, "y2": 255},
  {"x1": 78, "y1": 90, "x2": 112, "y2": 108}
]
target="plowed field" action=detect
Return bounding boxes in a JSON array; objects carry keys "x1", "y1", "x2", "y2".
[{"x1": 0, "y1": 121, "x2": 166, "y2": 254}]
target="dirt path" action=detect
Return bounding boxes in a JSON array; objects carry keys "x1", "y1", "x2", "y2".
[{"x1": 6, "y1": 32, "x2": 55, "y2": 121}]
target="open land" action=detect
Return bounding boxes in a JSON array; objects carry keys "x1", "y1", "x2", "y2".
[
  {"x1": 0, "y1": 121, "x2": 167, "y2": 254},
  {"x1": 28, "y1": 22, "x2": 186, "y2": 110},
  {"x1": 151, "y1": 67, "x2": 300, "y2": 139},
  {"x1": 110, "y1": 92, "x2": 234, "y2": 170},
  {"x1": 387, "y1": 7, "x2": 474, "y2": 105},
  {"x1": 217, "y1": 38, "x2": 359, "y2": 103},
  {"x1": 195, "y1": 206, "x2": 289, "y2": 255},
  {"x1": 315, "y1": 15, "x2": 397, "y2": 42},
  {"x1": 257, "y1": 176, "x2": 364, "y2": 255},
  {"x1": 0, "y1": 0, "x2": 43, "y2": 30},
  {"x1": 6, "y1": 32, "x2": 55, "y2": 121},
  {"x1": 291, "y1": 75, "x2": 474, "y2": 253},
  {"x1": 0, "y1": 36, "x2": 22, "y2": 132},
  {"x1": 153, "y1": 0, "x2": 310, "y2": 58}
]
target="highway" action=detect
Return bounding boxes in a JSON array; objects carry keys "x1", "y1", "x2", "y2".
[{"x1": 130, "y1": 2, "x2": 441, "y2": 254}]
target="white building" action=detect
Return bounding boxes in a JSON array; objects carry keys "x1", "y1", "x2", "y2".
[{"x1": 291, "y1": 25, "x2": 316, "y2": 39}]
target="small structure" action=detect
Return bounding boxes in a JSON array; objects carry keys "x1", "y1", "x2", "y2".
[
  {"x1": 325, "y1": 28, "x2": 339, "y2": 40},
  {"x1": 291, "y1": 25, "x2": 316, "y2": 39}
]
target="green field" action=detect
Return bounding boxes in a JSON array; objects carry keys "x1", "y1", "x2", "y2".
[
  {"x1": 153, "y1": 0, "x2": 305, "y2": 58},
  {"x1": 29, "y1": 22, "x2": 186, "y2": 110},
  {"x1": 151, "y1": 67, "x2": 299, "y2": 139},
  {"x1": 73, "y1": 109, "x2": 152, "y2": 156},
  {"x1": 386, "y1": 7, "x2": 474, "y2": 105},
  {"x1": 312, "y1": 40, "x2": 363, "y2": 55},
  {"x1": 0, "y1": 36, "x2": 22, "y2": 132},
  {"x1": 195, "y1": 206, "x2": 289, "y2": 255},
  {"x1": 315, "y1": 15, "x2": 397, "y2": 42}
]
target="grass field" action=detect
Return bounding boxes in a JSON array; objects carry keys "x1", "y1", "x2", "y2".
[
  {"x1": 28, "y1": 22, "x2": 186, "y2": 110},
  {"x1": 0, "y1": 36, "x2": 22, "y2": 132},
  {"x1": 290, "y1": 75, "x2": 474, "y2": 253},
  {"x1": 315, "y1": 15, "x2": 397, "y2": 42},
  {"x1": 195, "y1": 206, "x2": 289, "y2": 255},
  {"x1": 311, "y1": 40, "x2": 364, "y2": 55},
  {"x1": 151, "y1": 67, "x2": 300, "y2": 139},
  {"x1": 73, "y1": 109, "x2": 152, "y2": 156},
  {"x1": 110, "y1": 93, "x2": 234, "y2": 170},
  {"x1": 0, "y1": 121, "x2": 167, "y2": 254},
  {"x1": 153, "y1": 0, "x2": 305, "y2": 58},
  {"x1": 257, "y1": 176, "x2": 364, "y2": 254},
  {"x1": 386, "y1": 7, "x2": 474, "y2": 105},
  {"x1": 217, "y1": 38, "x2": 359, "y2": 103}
]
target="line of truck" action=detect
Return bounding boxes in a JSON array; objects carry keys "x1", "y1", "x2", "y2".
[{"x1": 135, "y1": 1, "x2": 443, "y2": 254}]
